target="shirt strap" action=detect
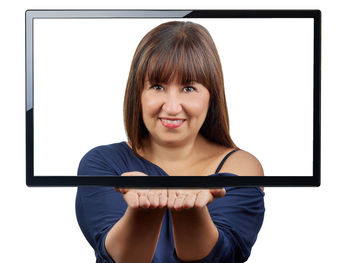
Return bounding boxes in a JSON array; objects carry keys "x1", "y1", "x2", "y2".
[{"x1": 215, "y1": 149, "x2": 239, "y2": 174}]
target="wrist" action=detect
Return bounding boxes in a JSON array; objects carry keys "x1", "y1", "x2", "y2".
[
  {"x1": 170, "y1": 206, "x2": 208, "y2": 218},
  {"x1": 126, "y1": 206, "x2": 166, "y2": 221}
]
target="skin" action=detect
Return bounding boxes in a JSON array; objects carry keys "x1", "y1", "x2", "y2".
[
  {"x1": 140, "y1": 77, "x2": 210, "y2": 149},
  {"x1": 105, "y1": 77, "x2": 262, "y2": 262},
  {"x1": 112, "y1": 174, "x2": 226, "y2": 262}
]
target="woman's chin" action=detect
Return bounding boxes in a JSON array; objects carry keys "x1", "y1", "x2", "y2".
[{"x1": 153, "y1": 135, "x2": 189, "y2": 147}]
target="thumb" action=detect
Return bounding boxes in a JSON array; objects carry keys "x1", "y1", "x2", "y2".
[
  {"x1": 210, "y1": 188, "x2": 226, "y2": 198},
  {"x1": 114, "y1": 187, "x2": 128, "y2": 194},
  {"x1": 115, "y1": 171, "x2": 148, "y2": 194},
  {"x1": 121, "y1": 171, "x2": 148, "y2": 176}
]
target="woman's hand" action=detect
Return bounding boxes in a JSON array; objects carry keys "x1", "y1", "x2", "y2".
[
  {"x1": 114, "y1": 171, "x2": 167, "y2": 209},
  {"x1": 167, "y1": 188, "x2": 226, "y2": 211}
]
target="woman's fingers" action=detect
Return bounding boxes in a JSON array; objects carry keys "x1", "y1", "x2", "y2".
[
  {"x1": 159, "y1": 190, "x2": 168, "y2": 208},
  {"x1": 195, "y1": 190, "x2": 211, "y2": 208},
  {"x1": 122, "y1": 189, "x2": 169, "y2": 209},
  {"x1": 210, "y1": 188, "x2": 226, "y2": 198},
  {"x1": 174, "y1": 193, "x2": 186, "y2": 211},
  {"x1": 168, "y1": 190, "x2": 213, "y2": 210},
  {"x1": 167, "y1": 190, "x2": 177, "y2": 210},
  {"x1": 123, "y1": 191, "x2": 139, "y2": 209},
  {"x1": 117, "y1": 172, "x2": 225, "y2": 210},
  {"x1": 183, "y1": 192, "x2": 196, "y2": 209},
  {"x1": 114, "y1": 187, "x2": 129, "y2": 194},
  {"x1": 147, "y1": 191, "x2": 159, "y2": 208},
  {"x1": 139, "y1": 191, "x2": 150, "y2": 208},
  {"x1": 121, "y1": 171, "x2": 148, "y2": 176},
  {"x1": 194, "y1": 188, "x2": 226, "y2": 208},
  {"x1": 119, "y1": 187, "x2": 226, "y2": 210},
  {"x1": 117, "y1": 171, "x2": 149, "y2": 208},
  {"x1": 170, "y1": 190, "x2": 201, "y2": 211}
]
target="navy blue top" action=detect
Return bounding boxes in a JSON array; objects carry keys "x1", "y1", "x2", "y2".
[{"x1": 75, "y1": 142, "x2": 265, "y2": 263}]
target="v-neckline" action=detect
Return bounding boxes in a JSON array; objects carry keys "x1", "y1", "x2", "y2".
[
  {"x1": 122, "y1": 141, "x2": 170, "y2": 176},
  {"x1": 122, "y1": 141, "x2": 231, "y2": 177},
  {"x1": 120, "y1": 141, "x2": 265, "y2": 195}
]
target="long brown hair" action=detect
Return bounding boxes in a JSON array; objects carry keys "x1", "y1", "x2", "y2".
[{"x1": 123, "y1": 21, "x2": 240, "y2": 155}]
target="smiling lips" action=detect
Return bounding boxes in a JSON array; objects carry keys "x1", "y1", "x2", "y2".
[{"x1": 159, "y1": 118, "x2": 185, "y2": 129}]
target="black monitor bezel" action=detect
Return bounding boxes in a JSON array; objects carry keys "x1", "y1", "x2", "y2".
[{"x1": 26, "y1": 9, "x2": 321, "y2": 187}]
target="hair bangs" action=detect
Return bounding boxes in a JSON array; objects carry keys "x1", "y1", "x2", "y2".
[{"x1": 145, "y1": 39, "x2": 210, "y2": 88}]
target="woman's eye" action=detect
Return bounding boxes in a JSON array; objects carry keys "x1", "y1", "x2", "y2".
[
  {"x1": 150, "y1": 85, "x2": 163, "y2": 91},
  {"x1": 184, "y1": 86, "x2": 196, "y2": 93}
]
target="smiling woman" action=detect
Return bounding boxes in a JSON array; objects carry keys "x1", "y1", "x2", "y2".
[
  {"x1": 141, "y1": 78, "x2": 210, "y2": 147},
  {"x1": 76, "y1": 21, "x2": 265, "y2": 263},
  {"x1": 123, "y1": 21, "x2": 239, "y2": 155}
]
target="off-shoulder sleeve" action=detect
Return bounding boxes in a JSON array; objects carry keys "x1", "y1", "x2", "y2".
[
  {"x1": 75, "y1": 147, "x2": 127, "y2": 263},
  {"x1": 201, "y1": 184, "x2": 265, "y2": 262}
]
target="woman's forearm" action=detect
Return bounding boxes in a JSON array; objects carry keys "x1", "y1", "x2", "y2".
[
  {"x1": 105, "y1": 207, "x2": 166, "y2": 263},
  {"x1": 170, "y1": 206, "x2": 219, "y2": 261}
]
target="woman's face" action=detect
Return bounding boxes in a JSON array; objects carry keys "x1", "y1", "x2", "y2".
[{"x1": 141, "y1": 77, "x2": 210, "y2": 147}]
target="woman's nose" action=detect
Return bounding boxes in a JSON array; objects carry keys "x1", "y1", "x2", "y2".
[{"x1": 162, "y1": 92, "x2": 182, "y2": 115}]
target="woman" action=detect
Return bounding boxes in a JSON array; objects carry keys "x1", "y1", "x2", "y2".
[{"x1": 76, "y1": 21, "x2": 265, "y2": 263}]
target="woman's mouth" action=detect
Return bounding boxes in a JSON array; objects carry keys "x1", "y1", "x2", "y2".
[{"x1": 159, "y1": 118, "x2": 185, "y2": 129}]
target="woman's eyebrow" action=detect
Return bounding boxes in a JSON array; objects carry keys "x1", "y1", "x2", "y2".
[{"x1": 186, "y1": 81, "x2": 201, "y2": 86}]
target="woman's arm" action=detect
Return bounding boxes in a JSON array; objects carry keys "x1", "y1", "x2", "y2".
[
  {"x1": 168, "y1": 189, "x2": 225, "y2": 261},
  {"x1": 105, "y1": 206, "x2": 166, "y2": 263},
  {"x1": 76, "y1": 147, "x2": 167, "y2": 263},
  {"x1": 105, "y1": 172, "x2": 168, "y2": 263},
  {"x1": 169, "y1": 151, "x2": 265, "y2": 262},
  {"x1": 170, "y1": 206, "x2": 218, "y2": 261}
]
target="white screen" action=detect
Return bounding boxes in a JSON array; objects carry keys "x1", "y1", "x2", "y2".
[{"x1": 33, "y1": 18, "x2": 314, "y2": 176}]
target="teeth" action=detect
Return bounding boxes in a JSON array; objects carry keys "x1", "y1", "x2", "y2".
[{"x1": 161, "y1": 119, "x2": 184, "y2": 124}]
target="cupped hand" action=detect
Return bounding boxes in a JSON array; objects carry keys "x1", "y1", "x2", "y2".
[
  {"x1": 114, "y1": 171, "x2": 167, "y2": 209},
  {"x1": 167, "y1": 188, "x2": 226, "y2": 211}
]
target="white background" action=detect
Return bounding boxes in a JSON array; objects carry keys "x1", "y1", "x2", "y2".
[
  {"x1": 1, "y1": 0, "x2": 349, "y2": 262},
  {"x1": 33, "y1": 17, "x2": 313, "y2": 177}
]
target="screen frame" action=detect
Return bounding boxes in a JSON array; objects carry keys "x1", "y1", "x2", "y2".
[{"x1": 25, "y1": 9, "x2": 321, "y2": 187}]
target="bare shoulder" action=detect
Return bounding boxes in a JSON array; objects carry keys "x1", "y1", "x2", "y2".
[
  {"x1": 219, "y1": 149, "x2": 264, "y2": 177},
  {"x1": 219, "y1": 149, "x2": 264, "y2": 191}
]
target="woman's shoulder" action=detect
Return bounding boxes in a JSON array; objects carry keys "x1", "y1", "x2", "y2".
[
  {"x1": 82, "y1": 141, "x2": 128, "y2": 159},
  {"x1": 78, "y1": 141, "x2": 136, "y2": 176},
  {"x1": 220, "y1": 149, "x2": 264, "y2": 176},
  {"x1": 79, "y1": 141, "x2": 133, "y2": 170},
  {"x1": 216, "y1": 147, "x2": 264, "y2": 191}
]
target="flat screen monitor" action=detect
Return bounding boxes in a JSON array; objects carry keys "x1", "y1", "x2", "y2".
[{"x1": 25, "y1": 9, "x2": 321, "y2": 187}]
